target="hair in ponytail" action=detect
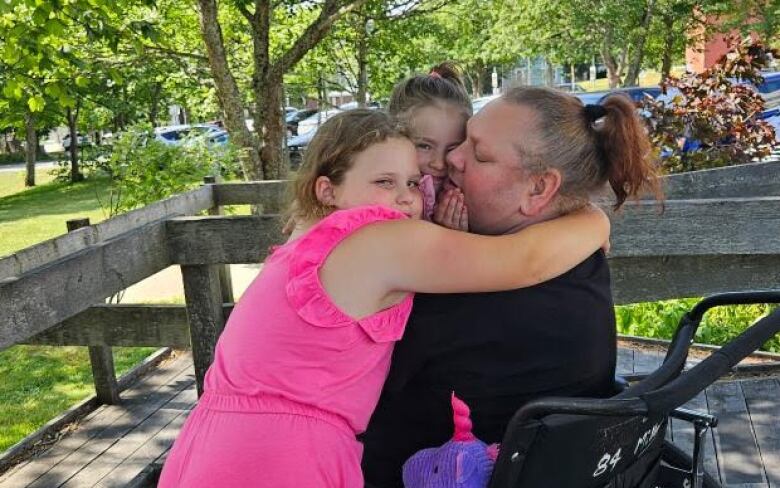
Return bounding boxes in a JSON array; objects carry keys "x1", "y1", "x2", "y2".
[
  {"x1": 388, "y1": 62, "x2": 472, "y2": 124},
  {"x1": 502, "y1": 86, "x2": 662, "y2": 210}
]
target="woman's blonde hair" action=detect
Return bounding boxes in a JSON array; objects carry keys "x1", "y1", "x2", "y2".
[{"x1": 289, "y1": 109, "x2": 408, "y2": 221}]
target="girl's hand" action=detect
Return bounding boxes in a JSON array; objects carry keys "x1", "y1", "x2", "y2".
[{"x1": 433, "y1": 189, "x2": 468, "y2": 231}]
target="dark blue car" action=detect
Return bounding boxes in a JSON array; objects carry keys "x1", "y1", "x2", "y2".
[{"x1": 574, "y1": 86, "x2": 663, "y2": 106}]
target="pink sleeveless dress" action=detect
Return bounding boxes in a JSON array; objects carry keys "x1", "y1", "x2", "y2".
[{"x1": 158, "y1": 206, "x2": 414, "y2": 487}]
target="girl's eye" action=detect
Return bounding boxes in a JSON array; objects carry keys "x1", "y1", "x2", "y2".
[
  {"x1": 375, "y1": 179, "x2": 394, "y2": 187},
  {"x1": 408, "y1": 180, "x2": 420, "y2": 189},
  {"x1": 416, "y1": 143, "x2": 432, "y2": 151}
]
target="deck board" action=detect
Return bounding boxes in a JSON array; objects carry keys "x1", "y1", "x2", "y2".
[{"x1": 2, "y1": 346, "x2": 779, "y2": 487}]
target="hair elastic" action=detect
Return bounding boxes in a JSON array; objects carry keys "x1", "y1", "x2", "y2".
[{"x1": 584, "y1": 104, "x2": 607, "y2": 121}]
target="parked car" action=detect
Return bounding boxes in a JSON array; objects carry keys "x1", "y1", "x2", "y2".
[
  {"x1": 555, "y1": 83, "x2": 586, "y2": 93},
  {"x1": 575, "y1": 86, "x2": 663, "y2": 106},
  {"x1": 472, "y1": 94, "x2": 500, "y2": 113},
  {"x1": 154, "y1": 124, "x2": 224, "y2": 146},
  {"x1": 296, "y1": 109, "x2": 343, "y2": 136},
  {"x1": 62, "y1": 133, "x2": 91, "y2": 150},
  {"x1": 287, "y1": 102, "x2": 381, "y2": 168},
  {"x1": 285, "y1": 109, "x2": 317, "y2": 136}
]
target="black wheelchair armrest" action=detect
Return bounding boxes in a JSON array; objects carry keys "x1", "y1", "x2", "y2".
[
  {"x1": 613, "y1": 375, "x2": 630, "y2": 394},
  {"x1": 670, "y1": 407, "x2": 717, "y2": 428}
]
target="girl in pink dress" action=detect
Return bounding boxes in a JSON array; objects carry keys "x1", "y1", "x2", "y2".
[{"x1": 158, "y1": 109, "x2": 610, "y2": 488}]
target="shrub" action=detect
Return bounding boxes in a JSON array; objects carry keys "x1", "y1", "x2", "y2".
[
  {"x1": 100, "y1": 124, "x2": 239, "y2": 215},
  {"x1": 616, "y1": 298, "x2": 779, "y2": 353},
  {"x1": 642, "y1": 36, "x2": 778, "y2": 173}
]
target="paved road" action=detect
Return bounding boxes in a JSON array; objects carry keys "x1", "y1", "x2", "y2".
[{"x1": 0, "y1": 161, "x2": 57, "y2": 173}]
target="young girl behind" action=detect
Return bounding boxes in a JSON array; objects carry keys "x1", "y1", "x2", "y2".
[
  {"x1": 388, "y1": 62, "x2": 472, "y2": 230},
  {"x1": 158, "y1": 110, "x2": 609, "y2": 488}
]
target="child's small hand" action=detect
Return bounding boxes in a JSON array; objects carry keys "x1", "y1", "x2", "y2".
[{"x1": 433, "y1": 189, "x2": 468, "y2": 231}]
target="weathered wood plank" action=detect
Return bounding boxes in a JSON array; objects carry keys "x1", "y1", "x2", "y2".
[
  {"x1": 23, "y1": 305, "x2": 193, "y2": 348},
  {"x1": 66, "y1": 217, "x2": 121, "y2": 407},
  {"x1": 0, "y1": 354, "x2": 192, "y2": 487},
  {"x1": 0, "y1": 221, "x2": 170, "y2": 351},
  {"x1": 610, "y1": 197, "x2": 780, "y2": 257},
  {"x1": 740, "y1": 378, "x2": 780, "y2": 487},
  {"x1": 670, "y1": 390, "x2": 721, "y2": 483},
  {"x1": 181, "y1": 265, "x2": 225, "y2": 396},
  {"x1": 611, "y1": 255, "x2": 780, "y2": 305},
  {"x1": 660, "y1": 161, "x2": 780, "y2": 200},
  {"x1": 632, "y1": 349, "x2": 665, "y2": 375},
  {"x1": 211, "y1": 180, "x2": 289, "y2": 212},
  {"x1": 205, "y1": 178, "x2": 235, "y2": 305},
  {"x1": 0, "y1": 185, "x2": 212, "y2": 280},
  {"x1": 23, "y1": 369, "x2": 195, "y2": 488},
  {"x1": 93, "y1": 407, "x2": 190, "y2": 488},
  {"x1": 707, "y1": 381, "x2": 768, "y2": 487},
  {"x1": 21, "y1": 304, "x2": 237, "y2": 348},
  {"x1": 61, "y1": 385, "x2": 197, "y2": 487},
  {"x1": 167, "y1": 215, "x2": 284, "y2": 265},
  {"x1": 616, "y1": 347, "x2": 634, "y2": 376}
]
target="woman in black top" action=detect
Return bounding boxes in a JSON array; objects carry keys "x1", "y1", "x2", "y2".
[{"x1": 361, "y1": 86, "x2": 663, "y2": 487}]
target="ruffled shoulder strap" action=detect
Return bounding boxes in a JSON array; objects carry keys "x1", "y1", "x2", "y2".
[{"x1": 286, "y1": 205, "x2": 414, "y2": 343}]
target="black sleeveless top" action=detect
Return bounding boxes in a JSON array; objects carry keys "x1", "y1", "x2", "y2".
[{"x1": 361, "y1": 251, "x2": 616, "y2": 488}]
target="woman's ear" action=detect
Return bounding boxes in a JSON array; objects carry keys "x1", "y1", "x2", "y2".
[
  {"x1": 519, "y1": 168, "x2": 562, "y2": 217},
  {"x1": 314, "y1": 176, "x2": 337, "y2": 207}
]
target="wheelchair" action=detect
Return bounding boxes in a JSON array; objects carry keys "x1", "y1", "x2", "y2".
[{"x1": 488, "y1": 291, "x2": 780, "y2": 488}]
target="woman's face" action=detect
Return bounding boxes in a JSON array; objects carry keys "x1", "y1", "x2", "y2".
[
  {"x1": 409, "y1": 104, "x2": 467, "y2": 192},
  {"x1": 319, "y1": 137, "x2": 423, "y2": 219}
]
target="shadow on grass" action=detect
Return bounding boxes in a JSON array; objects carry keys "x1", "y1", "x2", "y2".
[{"x1": 0, "y1": 177, "x2": 112, "y2": 226}]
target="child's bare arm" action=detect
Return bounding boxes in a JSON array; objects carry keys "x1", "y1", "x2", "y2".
[{"x1": 364, "y1": 205, "x2": 609, "y2": 294}]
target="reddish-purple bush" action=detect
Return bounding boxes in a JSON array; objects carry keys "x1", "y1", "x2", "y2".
[{"x1": 643, "y1": 36, "x2": 778, "y2": 173}]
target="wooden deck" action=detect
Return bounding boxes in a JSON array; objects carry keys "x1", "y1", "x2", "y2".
[
  {"x1": 0, "y1": 352, "x2": 195, "y2": 488},
  {"x1": 1, "y1": 345, "x2": 778, "y2": 488}
]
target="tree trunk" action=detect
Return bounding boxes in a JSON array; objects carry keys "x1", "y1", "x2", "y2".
[
  {"x1": 24, "y1": 112, "x2": 36, "y2": 187},
  {"x1": 545, "y1": 60, "x2": 555, "y2": 87},
  {"x1": 67, "y1": 104, "x2": 84, "y2": 183},
  {"x1": 257, "y1": 80, "x2": 287, "y2": 180},
  {"x1": 197, "y1": 0, "x2": 262, "y2": 181},
  {"x1": 601, "y1": 28, "x2": 622, "y2": 89},
  {"x1": 356, "y1": 33, "x2": 368, "y2": 107},
  {"x1": 660, "y1": 14, "x2": 675, "y2": 80},
  {"x1": 623, "y1": 0, "x2": 656, "y2": 87},
  {"x1": 472, "y1": 59, "x2": 485, "y2": 97},
  {"x1": 148, "y1": 82, "x2": 163, "y2": 127}
]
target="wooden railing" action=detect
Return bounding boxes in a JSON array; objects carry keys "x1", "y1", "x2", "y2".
[{"x1": 2, "y1": 162, "x2": 780, "y2": 400}]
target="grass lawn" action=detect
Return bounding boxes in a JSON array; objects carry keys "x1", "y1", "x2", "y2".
[
  {"x1": 0, "y1": 170, "x2": 156, "y2": 452},
  {"x1": 0, "y1": 169, "x2": 112, "y2": 257},
  {"x1": 0, "y1": 345, "x2": 157, "y2": 452}
]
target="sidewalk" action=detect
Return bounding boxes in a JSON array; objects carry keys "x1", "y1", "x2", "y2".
[
  {"x1": 120, "y1": 264, "x2": 262, "y2": 303},
  {"x1": 0, "y1": 161, "x2": 57, "y2": 173}
]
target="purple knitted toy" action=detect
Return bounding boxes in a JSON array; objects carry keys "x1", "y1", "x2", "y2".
[{"x1": 402, "y1": 393, "x2": 499, "y2": 488}]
